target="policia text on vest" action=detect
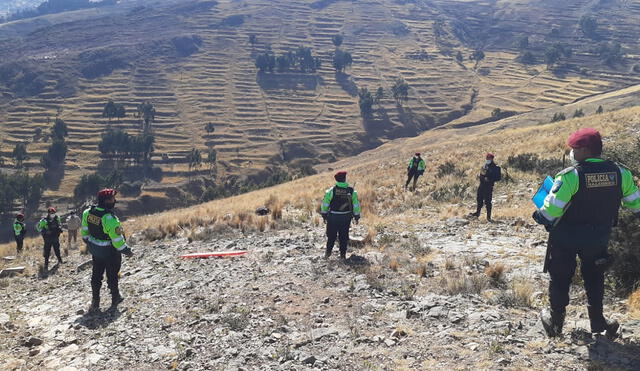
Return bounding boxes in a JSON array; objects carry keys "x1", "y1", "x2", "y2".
[{"x1": 320, "y1": 171, "x2": 361, "y2": 260}]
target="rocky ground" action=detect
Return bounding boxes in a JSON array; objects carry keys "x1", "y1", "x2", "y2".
[{"x1": 1, "y1": 216, "x2": 640, "y2": 370}]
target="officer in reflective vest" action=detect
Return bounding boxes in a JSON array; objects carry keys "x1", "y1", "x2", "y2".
[
  {"x1": 82, "y1": 188, "x2": 133, "y2": 312},
  {"x1": 320, "y1": 171, "x2": 361, "y2": 259},
  {"x1": 533, "y1": 128, "x2": 640, "y2": 338},
  {"x1": 37, "y1": 207, "x2": 63, "y2": 271},
  {"x1": 13, "y1": 213, "x2": 26, "y2": 254},
  {"x1": 405, "y1": 152, "x2": 426, "y2": 191}
]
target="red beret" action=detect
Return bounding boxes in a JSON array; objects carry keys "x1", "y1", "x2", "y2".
[
  {"x1": 334, "y1": 171, "x2": 347, "y2": 182},
  {"x1": 486, "y1": 153, "x2": 495, "y2": 159},
  {"x1": 567, "y1": 128, "x2": 602, "y2": 152},
  {"x1": 415, "y1": 152, "x2": 421, "y2": 156}
]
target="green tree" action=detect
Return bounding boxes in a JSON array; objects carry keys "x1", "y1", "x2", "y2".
[
  {"x1": 391, "y1": 78, "x2": 409, "y2": 105},
  {"x1": 332, "y1": 34, "x2": 344, "y2": 48},
  {"x1": 518, "y1": 51, "x2": 536, "y2": 65},
  {"x1": 74, "y1": 173, "x2": 105, "y2": 201},
  {"x1": 491, "y1": 108, "x2": 502, "y2": 118},
  {"x1": 255, "y1": 53, "x2": 275, "y2": 73},
  {"x1": 137, "y1": 101, "x2": 156, "y2": 133},
  {"x1": 40, "y1": 139, "x2": 67, "y2": 169},
  {"x1": 187, "y1": 148, "x2": 202, "y2": 173},
  {"x1": 455, "y1": 51, "x2": 463, "y2": 63},
  {"x1": 50, "y1": 118, "x2": 68, "y2": 140},
  {"x1": 116, "y1": 104, "x2": 126, "y2": 121},
  {"x1": 102, "y1": 100, "x2": 117, "y2": 121},
  {"x1": 579, "y1": 15, "x2": 598, "y2": 38},
  {"x1": 551, "y1": 112, "x2": 566, "y2": 122},
  {"x1": 332, "y1": 49, "x2": 353, "y2": 73},
  {"x1": 205, "y1": 122, "x2": 215, "y2": 135},
  {"x1": 358, "y1": 88, "x2": 374, "y2": 118},
  {"x1": 573, "y1": 109, "x2": 584, "y2": 118},
  {"x1": 12, "y1": 142, "x2": 28, "y2": 169},
  {"x1": 596, "y1": 105, "x2": 604, "y2": 114},
  {"x1": 206, "y1": 148, "x2": 217, "y2": 175},
  {"x1": 375, "y1": 87, "x2": 384, "y2": 106}
]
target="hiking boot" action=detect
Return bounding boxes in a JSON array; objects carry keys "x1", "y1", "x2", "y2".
[
  {"x1": 468, "y1": 212, "x2": 479, "y2": 218},
  {"x1": 88, "y1": 298, "x2": 100, "y2": 313},
  {"x1": 324, "y1": 249, "x2": 331, "y2": 259},
  {"x1": 541, "y1": 309, "x2": 564, "y2": 338},
  {"x1": 339, "y1": 252, "x2": 346, "y2": 260},
  {"x1": 111, "y1": 294, "x2": 124, "y2": 308},
  {"x1": 593, "y1": 319, "x2": 620, "y2": 339}
]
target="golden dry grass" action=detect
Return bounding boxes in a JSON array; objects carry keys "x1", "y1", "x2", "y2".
[{"x1": 629, "y1": 289, "x2": 640, "y2": 319}]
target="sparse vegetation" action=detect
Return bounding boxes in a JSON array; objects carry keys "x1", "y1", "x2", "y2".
[
  {"x1": 506, "y1": 153, "x2": 563, "y2": 175},
  {"x1": 551, "y1": 112, "x2": 566, "y2": 122},
  {"x1": 358, "y1": 87, "x2": 374, "y2": 118},
  {"x1": 12, "y1": 142, "x2": 28, "y2": 169},
  {"x1": 256, "y1": 47, "x2": 321, "y2": 74},
  {"x1": 391, "y1": 78, "x2": 409, "y2": 105},
  {"x1": 333, "y1": 49, "x2": 353, "y2": 73},
  {"x1": 579, "y1": 15, "x2": 598, "y2": 38}
]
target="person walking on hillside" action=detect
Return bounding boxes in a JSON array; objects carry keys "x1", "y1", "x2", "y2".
[
  {"x1": 405, "y1": 152, "x2": 426, "y2": 191},
  {"x1": 13, "y1": 213, "x2": 26, "y2": 254},
  {"x1": 37, "y1": 207, "x2": 63, "y2": 271},
  {"x1": 320, "y1": 171, "x2": 361, "y2": 260},
  {"x1": 66, "y1": 211, "x2": 81, "y2": 250},
  {"x1": 533, "y1": 128, "x2": 640, "y2": 338},
  {"x1": 82, "y1": 189, "x2": 133, "y2": 312},
  {"x1": 469, "y1": 153, "x2": 501, "y2": 221}
]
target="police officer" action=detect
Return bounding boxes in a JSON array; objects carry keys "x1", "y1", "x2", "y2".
[
  {"x1": 320, "y1": 171, "x2": 361, "y2": 259},
  {"x1": 469, "y1": 153, "x2": 501, "y2": 221},
  {"x1": 13, "y1": 213, "x2": 26, "y2": 254},
  {"x1": 82, "y1": 188, "x2": 133, "y2": 312},
  {"x1": 405, "y1": 152, "x2": 426, "y2": 191},
  {"x1": 37, "y1": 207, "x2": 63, "y2": 271},
  {"x1": 533, "y1": 128, "x2": 640, "y2": 338}
]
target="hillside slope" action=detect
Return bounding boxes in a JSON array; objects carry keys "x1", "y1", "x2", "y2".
[
  {"x1": 1, "y1": 0, "x2": 640, "y2": 201},
  {"x1": 2, "y1": 105, "x2": 640, "y2": 369}
]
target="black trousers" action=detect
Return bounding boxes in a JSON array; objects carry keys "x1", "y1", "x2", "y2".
[
  {"x1": 326, "y1": 213, "x2": 352, "y2": 256},
  {"x1": 15, "y1": 236, "x2": 24, "y2": 253},
  {"x1": 90, "y1": 244, "x2": 122, "y2": 300},
  {"x1": 547, "y1": 224, "x2": 611, "y2": 332},
  {"x1": 405, "y1": 171, "x2": 420, "y2": 188},
  {"x1": 43, "y1": 236, "x2": 62, "y2": 264},
  {"x1": 475, "y1": 184, "x2": 493, "y2": 215}
]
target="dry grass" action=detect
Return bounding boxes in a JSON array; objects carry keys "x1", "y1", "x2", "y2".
[
  {"x1": 485, "y1": 262, "x2": 507, "y2": 283},
  {"x1": 389, "y1": 258, "x2": 400, "y2": 272},
  {"x1": 628, "y1": 289, "x2": 640, "y2": 319}
]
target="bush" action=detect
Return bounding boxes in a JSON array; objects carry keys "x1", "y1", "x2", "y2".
[
  {"x1": 551, "y1": 112, "x2": 566, "y2": 122},
  {"x1": 436, "y1": 161, "x2": 458, "y2": 178},
  {"x1": 507, "y1": 153, "x2": 563, "y2": 175},
  {"x1": 573, "y1": 109, "x2": 584, "y2": 118},
  {"x1": 119, "y1": 181, "x2": 142, "y2": 197},
  {"x1": 431, "y1": 182, "x2": 469, "y2": 202}
]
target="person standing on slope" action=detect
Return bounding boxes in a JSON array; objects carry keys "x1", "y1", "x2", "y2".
[
  {"x1": 82, "y1": 189, "x2": 133, "y2": 312},
  {"x1": 13, "y1": 213, "x2": 26, "y2": 254},
  {"x1": 66, "y1": 211, "x2": 81, "y2": 250},
  {"x1": 469, "y1": 153, "x2": 501, "y2": 222},
  {"x1": 37, "y1": 207, "x2": 63, "y2": 271},
  {"x1": 533, "y1": 128, "x2": 640, "y2": 338},
  {"x1": 405, "y1": 152, "x2": 426, "y2": 191},
  {"x1": 320, "y1": 171, "x2": 361, "y2": 260}
]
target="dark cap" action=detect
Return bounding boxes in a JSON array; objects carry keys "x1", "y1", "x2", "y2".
[{"x1": 334, "y1": 171, "x2": 347, "y2": 182}]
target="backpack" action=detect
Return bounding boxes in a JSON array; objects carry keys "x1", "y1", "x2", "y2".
[{"x1": 493, "y1": 166, "x2": 502, "y2": 182}]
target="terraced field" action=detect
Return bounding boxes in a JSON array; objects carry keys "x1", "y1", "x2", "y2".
[{"x1": 1, "y1": 0, "x2": 640, "y2": 201}]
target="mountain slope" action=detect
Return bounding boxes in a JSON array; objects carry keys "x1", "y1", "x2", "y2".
[{"x1": 1, "y1": 0, "x2": 640, "y2": 201}]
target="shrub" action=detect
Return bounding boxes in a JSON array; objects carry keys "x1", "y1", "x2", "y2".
[
  {"x1": 573, "y1": 109, "x2": 584, "y2": 118},
  {"x1": 608, "y1": 212, "x2": 640, "y2": 296},
  {"x1": 436, "y1": 161, "x2": 457, "y2": 178},
  {"x1": 551, "y1": 112, "x2": 566, "y2": 122},
  {"x1": 506, "y1": 153, "x2": 563, "y2": 175},
  {"x1": 431, "y1": 182, "x2": 469, "y2": 202}
]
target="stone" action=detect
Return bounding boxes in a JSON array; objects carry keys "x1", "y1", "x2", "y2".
[
  {"x1": 76, "y1": 260, "x2": 93, "y2": 273},
  {"x1": 0, "y1": 313, "x2": 10, "y2": 326},
  {"x1": 302, "y1": 355, "x2": 316, "y2": 365},
  {"x1": 0, "y1": 266, "x2": 25, "y2": 278},
  {"x1": 255, "y1": 206, "x2": 270, "y2": 216},
  {"x1": 25, "y1": 337, "x2": 43, "y2": 347},
  {"x1": 29, "y1": 348, "x2": 40, "y2": 356},
  {"x1": 312, "y1": 327, "x2": 339, "y2": 341},
  {"x1": 384, "y1": 338, "x2": 396, "y2": 347}
]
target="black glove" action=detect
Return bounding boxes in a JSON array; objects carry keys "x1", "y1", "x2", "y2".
[
  {"x1": 354, "y1": 215, "x2": 360, "y2": 224},
  {"x1": 321, "y1": 214, "x2": 328, "y2": 224},
  {"x1": 532, "y1": 211, "x2": 553, "y2": 232},
  {"x1": 121, "y1": 247, "x2": 134, "y2": 257}
]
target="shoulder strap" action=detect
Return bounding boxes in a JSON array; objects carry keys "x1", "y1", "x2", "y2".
[{"x1": 557, "y1": 166, "x2": 576, "y2": 176}]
